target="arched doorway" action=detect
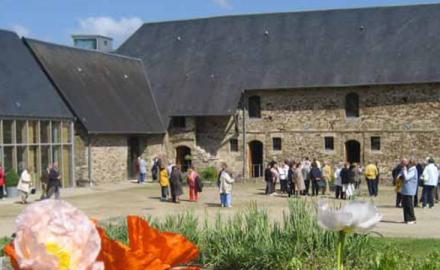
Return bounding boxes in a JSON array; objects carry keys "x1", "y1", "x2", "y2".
[
  {"x1": 345, "y1": 140, "x2": 361, "y2": 164},
  {"x1": 176, "y1": 146, "x2": 192, "y2": 172},
  {"x1": 248, "y1": 140, "x2": 263, "y2": 177}
]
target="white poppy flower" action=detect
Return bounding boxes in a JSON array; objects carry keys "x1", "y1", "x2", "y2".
[{"x1": 318, "y1": 201, "x2": 382, "y2": 233}]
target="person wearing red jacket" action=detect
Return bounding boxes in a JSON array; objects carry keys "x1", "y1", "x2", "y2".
[{"x1": 0, "y1": 163, "x2": 5, "y2": 200}]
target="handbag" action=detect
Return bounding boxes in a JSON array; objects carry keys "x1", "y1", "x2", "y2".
[{"x1": 30, "y1": 187, "x2": 36, "y2": 195}]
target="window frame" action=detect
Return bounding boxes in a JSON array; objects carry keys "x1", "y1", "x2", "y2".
[
  {"x1": 248, "y1": 95, "x2": 261, "y2": 118},
  {"x1": 272, "y1": 137, "x2": 282, "y2": 151},
  {"x1": 324, "y1": 136, "x2": 335, "y2": 151},
  {"x1": 171, "y1": 117, "x2": 186, "y2": 129},
  {"x1": 371, "y1": 136, "x2": 381, "y2": 151},
  {"x1": 229, "y1": 138, "x2": 239, "y2": 152},
  {"x1": 345, "y1": 92, "x2": 360, "y2": 118}
]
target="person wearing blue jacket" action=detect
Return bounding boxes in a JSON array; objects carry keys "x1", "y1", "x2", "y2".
[{"x1": 402, "y1": 160, "x2": 418, "y2": 224}]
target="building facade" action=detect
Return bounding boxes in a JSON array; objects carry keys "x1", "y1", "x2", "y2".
[{"x1": 4, "y1": 4, "x2": 440, "y2": 184}]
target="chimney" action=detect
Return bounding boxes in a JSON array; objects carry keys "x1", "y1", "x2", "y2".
[{"x1": 71, "y1": 34, "x2": 113, "y2": 52}]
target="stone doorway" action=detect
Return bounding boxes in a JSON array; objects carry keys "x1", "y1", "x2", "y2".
[
  {"x1": 248, "y1": 140, "x2": 263, "y2": 177},
  {"x1": 128, "y1": 137, "x2": 141, "y2": 179},
  {"x1": 345, "y1": 140, "x2": 361, "y2": 164},
  {"x1": 176, "y1": 146, "x2": 192, "y2": 172}
]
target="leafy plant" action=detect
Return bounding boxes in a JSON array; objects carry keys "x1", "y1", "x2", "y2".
[
  {"x1": 199, "y1": 167, "x2": 218, "y2": 182},
  {"x1": 5, "y1": 170, "x2": 19, "y2": 187}
]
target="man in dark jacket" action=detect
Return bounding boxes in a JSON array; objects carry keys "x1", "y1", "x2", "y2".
[
  {"x1": 264, "y1": 162, "x2": 274, "y2": 195},
  {"x1": 340, "y1": 163, "x2": 351, "y2": 200},
  {"x1": 47, "y1": 162, "x2": 61, "y2": 199},
  {"x1": 310, "y1": 162, "x2": 322, "y2": 196}
]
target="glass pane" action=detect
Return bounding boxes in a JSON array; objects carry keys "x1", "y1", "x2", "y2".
[
  {"x1": 62, "y1": 122, "x2": 71, "y2": 144},
  {"x1": 62, "y1": 146, "x2": 72, "y2": 187},
  {"x1": 17, "y1": 146, "x2": 27, "y2": 172},
  {"x1": 52, "y1": 121, "x2": 61, "y2": 144},
  {"x1": 3, "y1": 120, "x2": 13, "y2": 144},
  {"x1": 28, "y1": 121, "x2": 38, "y2": 144},
  {"x1": 16, "y1": 120, "x2": 26, "y2": 144},
  {"x1": 41, "y1": 121, "x2": 50, "y2": 143},
  {"x1": 52, "y1": 146, "x2": 62, "y2": 186},
  {"x1": 3, "y1": 146, "x2": 14, "y2": 172},
  {"x1": 41, "y1": 146, "x2": 50, "y2": 171},
  {"x1": 27, "y1": 146, "x2": 39, "y2": 187}
]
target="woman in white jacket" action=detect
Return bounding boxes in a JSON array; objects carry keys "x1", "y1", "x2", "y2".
[
  {"x1": 219, "y1": 162, "x2": 234, "y2": 207},
  {"x1": 17, "y1": 167, "x2": 32, "y2": 204}
]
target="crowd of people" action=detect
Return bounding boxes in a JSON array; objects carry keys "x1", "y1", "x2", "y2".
[
  {"x1": 263, "y1": 158, "x2": 377, "y2": 200},
  {"x1": 146, "y1": 156, "x2": 235, "y2": 207},
  {"x1": 392, "y1": 157, "x2": 440, "y2": 224},
  {"x1": 0, "y1": 161, "x2": 63, "y2": 204}
]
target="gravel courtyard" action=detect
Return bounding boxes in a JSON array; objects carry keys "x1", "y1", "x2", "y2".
[{"x1": 0, "y1": 181, "x2": 439, "y2": 239}]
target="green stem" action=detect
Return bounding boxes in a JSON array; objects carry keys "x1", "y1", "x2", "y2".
[{"x1": 337, "y1": 231, "x2": 346, "y2": 270}]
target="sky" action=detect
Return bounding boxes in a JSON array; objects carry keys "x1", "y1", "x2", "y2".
[{"x1": 1, "y1": 0, "x2": 439, "y2": 48}]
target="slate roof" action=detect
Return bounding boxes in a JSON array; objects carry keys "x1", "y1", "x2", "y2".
[
  {"x1": 26, "y1": 39, "x2": 164, "y2": 134},
  {"x1": 117, "y1": 3, "x2": 440, "y2": 123},
  {"x1": 0, "y1": 30, "x2": 72, "y2": 119}
]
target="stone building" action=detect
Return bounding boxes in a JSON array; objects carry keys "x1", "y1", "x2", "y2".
[
  {"x1": 118, "y1": 3, "x2": 440, "y2": 179},
  {"x1": 25, "y1": 39, "x2": 165, "y2": 184},
  {"x1": 2, "y1": 3, "x2": 440, "y2": 184}
]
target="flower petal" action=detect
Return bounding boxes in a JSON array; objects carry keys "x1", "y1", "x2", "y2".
[
  {"x1": 96, "y1": 225, "x2": 167, "y2": 270},
  {"x1": 127, "y1": 216, "x2": 200, "y2": 267}
]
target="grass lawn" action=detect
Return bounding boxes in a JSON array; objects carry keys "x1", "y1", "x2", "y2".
[{"x1": 371, "y1": 237, "x2": 440, "y2": 256}]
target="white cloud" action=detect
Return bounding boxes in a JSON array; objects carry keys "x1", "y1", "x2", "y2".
[
  {"x1": 213, "y1": 0, "x2": 232, "y2": 9},
  {"x1": 76, "y1": 16, "x2": 143, "y2": 45},
  {"x1": 10, "y1": 24, "x2": 30, "y2": 37}
]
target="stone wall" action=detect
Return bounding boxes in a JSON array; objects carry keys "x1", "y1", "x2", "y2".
[
  {"x1": 162, "y1": 83, "x2": 440, "y2": 179},
  {"x1": 241, "y1": 83, "x2": 440, "y2": 176},
  {"x1": 90, "y1": 135, "x2": 128, "y2": 183}
]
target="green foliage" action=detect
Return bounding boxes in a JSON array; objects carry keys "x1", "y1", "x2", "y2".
[
  {"x1": 199, "y1": 167, "x2": 218, "y2": 182},
  {"x1": 0, "y1": 236, "x2": 12, "y2": 257},
  {"x1": 102, "y1": 200, "x2": 440, "y2": 270},
  {"x1": 5, "y1": 170, "x2": 19, "y2": 187}
]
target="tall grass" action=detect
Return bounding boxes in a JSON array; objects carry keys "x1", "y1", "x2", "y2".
[
  {"x1": 102, "y1": 199, "x2": 440, "y2": 269},
  {"x1": 104, "y1": 199, "x2": 371, "y2": 269}
]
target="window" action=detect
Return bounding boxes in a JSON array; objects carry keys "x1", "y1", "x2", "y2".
[
  {"x1": 371, "y1": 136, "x2": 381, "y2": 151},
  {"x1": 272, "y1": 137, "x2": 282, "y2": 151},
  {"x1": 345, "y1": 93, "x2": 359, "y2": 118},
  {"x1": 171, "y1": 117, "x2": 186, "y2": 128},
  {"x1": 324, "y1": 137, "x2": 334, "y2": 151},
  {"x1": 248, "y1": 96, "x2": 261, "y2": 118},
  {"x1": 229, "y1": 139, "x2": 238, "y2": 152},
  {"x1": 74, "y1": 39, "x2": 97, "y2": 50}
]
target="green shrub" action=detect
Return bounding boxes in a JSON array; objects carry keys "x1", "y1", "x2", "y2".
[
  {"x1": 199, "y1": 167, "x2": 218, "y2": 182},
  {"x1": 6, "y1": 170, "x2": 19, "y2": 187},
  {"x1": 0, "y1": 236, "x2": 12, "y2": 257}
]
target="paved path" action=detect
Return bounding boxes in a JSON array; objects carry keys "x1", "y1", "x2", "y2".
[{"x1": 0, "y1": 181, "x2": 439, "y2": 239}]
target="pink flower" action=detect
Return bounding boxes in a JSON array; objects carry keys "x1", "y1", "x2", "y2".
[{"x1": 13, "y1": 200, "x2": 103, "y2": 270}]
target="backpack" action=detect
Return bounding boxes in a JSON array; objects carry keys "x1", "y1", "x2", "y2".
[{"x1": 196, "y1": 175, "x2": 203, "y2": 192}]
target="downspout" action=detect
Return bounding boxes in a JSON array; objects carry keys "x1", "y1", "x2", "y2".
[
  {"x1": 242, "y1": 92, "x2": 247, "y2": 182},
  {"x1": 88, "y1": 134, "x2": 93, "y2": 187}
]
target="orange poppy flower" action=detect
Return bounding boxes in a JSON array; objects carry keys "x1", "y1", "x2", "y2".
[
  {"x1": 97, "y1": 216, "x2": 200, "y2": 270},
  {"x1": 5, "y1": 215, "x2": 200, "y2": 270}
]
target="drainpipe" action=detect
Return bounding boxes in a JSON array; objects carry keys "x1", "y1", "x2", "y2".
[
  {"x1": 87, "y1": 134, "x2": 93, "y2": 187},
  {"x1": 242, "y1": 92, "x2": 247, "y2": 182}
]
